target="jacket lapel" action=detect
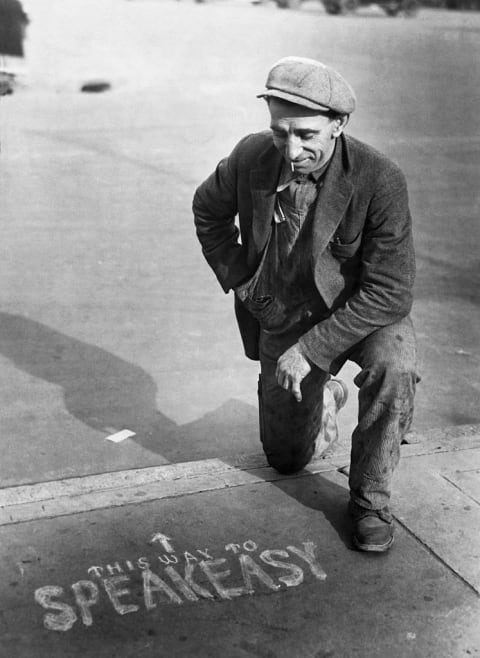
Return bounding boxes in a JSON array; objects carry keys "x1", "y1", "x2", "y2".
[
  {"x1": 249, "y1": 144, "x2": 282, "y2": 253},
  {"x1": 311, "y1": 135, "x2": 354, "y2": 255}
]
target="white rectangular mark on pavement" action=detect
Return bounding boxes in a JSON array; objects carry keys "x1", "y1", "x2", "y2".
[{"x1": 105, "y1": 429, "x2": 136, "y2": 443}]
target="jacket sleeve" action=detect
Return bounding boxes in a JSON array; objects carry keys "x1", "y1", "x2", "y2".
[
  {"x1": 193, "y1": 137, "x2": 252, "y2": 293},
  {"x1": 299, "y1": 168, "x2": 415, "y2": 374}
]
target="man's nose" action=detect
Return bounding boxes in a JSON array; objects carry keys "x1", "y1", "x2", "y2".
[{"x1": 285, "y1": 136, "x2": 303, "y2": 161}]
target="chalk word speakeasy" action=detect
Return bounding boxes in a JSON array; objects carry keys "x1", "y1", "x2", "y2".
[{"x1": 34, "y1": 539, "x2": 327, "y2": 631}]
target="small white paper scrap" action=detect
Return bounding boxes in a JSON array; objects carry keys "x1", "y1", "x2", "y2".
[{"x1": 106, "y1": 429, "x2": 136, "y2": 443}]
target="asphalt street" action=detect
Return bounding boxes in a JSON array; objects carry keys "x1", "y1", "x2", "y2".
[
  {"x1": 0, "y1": 0, "x2": 479, "y2": 485},
  {"x1": 0, "y1": 2, "x2": 479, "y2": 655}
]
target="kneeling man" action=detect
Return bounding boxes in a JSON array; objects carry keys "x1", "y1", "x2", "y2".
[{"x1": 193, "y1": 56, "x2": 418, "y2": 552}]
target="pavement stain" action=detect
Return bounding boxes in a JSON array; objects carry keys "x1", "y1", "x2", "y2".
[{"x1": 238, "y1": 639, "x2": 277, "y2": 658}]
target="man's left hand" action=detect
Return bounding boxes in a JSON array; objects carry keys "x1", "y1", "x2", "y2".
[{"x1": 276, "y1": 343, "x2": 312, "y2": 403}]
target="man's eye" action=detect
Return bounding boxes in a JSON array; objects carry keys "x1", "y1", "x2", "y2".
[{"x1": 272, "y1": 131, "x2": 286, "y2": 139}]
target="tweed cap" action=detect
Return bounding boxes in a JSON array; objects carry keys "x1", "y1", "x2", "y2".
[{"x1": 257, "y1": 56, "x2": 356, "y2": 115}]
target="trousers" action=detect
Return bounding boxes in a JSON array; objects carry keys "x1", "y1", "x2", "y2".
[{"x1": 258, "y1": 315, "x2": 419, "y2": 510}]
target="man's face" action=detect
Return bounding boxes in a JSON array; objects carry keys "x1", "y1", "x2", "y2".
[{"x1": 268, "y1": 98, "x2": 344, "y2": 174}]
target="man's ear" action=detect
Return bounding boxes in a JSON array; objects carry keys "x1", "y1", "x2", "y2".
[{"x1": 332, "y1": 115, "x2": 349, "y2": 138}]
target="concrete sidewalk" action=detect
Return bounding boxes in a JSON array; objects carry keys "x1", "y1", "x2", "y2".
[{"x1": 1, "y1": 425, "x2": 479, "y2": 657}]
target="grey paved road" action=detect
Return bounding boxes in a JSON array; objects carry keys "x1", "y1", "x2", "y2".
[{"x1": 0, "y1": 0, "x2": 479, "y2": 485}]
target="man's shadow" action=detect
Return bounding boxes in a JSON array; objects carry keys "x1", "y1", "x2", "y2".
[
  {"x1": 0, "y1": 312, "x2": 259, "y2": 461},
  {"x1": 0, "y1": 312, "x2": 351, "y2": 546},
  {"x1": 0, "y1": 312, "x2": 174, "y2": 439},
  {"x1": 235, "y1": 459, "x2": 354, "y2": 550}
]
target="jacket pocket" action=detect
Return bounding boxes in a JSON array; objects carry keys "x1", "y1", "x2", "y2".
[
  {"x1": 245, "y1": 296, "x2": 288, "y2": 330},
  {"x1": 329, "y1": 233, "x2": 362, "y2": 260}
]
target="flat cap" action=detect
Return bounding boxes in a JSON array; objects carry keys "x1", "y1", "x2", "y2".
[{"x1": 257, "y1": 56, "x2": 356, "y2": 115}]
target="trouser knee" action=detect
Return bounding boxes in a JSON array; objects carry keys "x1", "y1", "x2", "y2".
[
  {"x1": 265, "y1": 445, "x2": 314, "y2": 475},
  {"x1": 355, "y1": 362, "x2": 417, "y2": 405},
  {"x1": 258, "y1": 374, "x2": 322, "y2": 475}
]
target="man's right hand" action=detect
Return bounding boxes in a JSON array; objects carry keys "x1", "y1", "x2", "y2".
[{"x1": 275, "y1": 342, "x2": 312, "y2": 402}]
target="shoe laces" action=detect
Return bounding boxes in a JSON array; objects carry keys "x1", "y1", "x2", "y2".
[{"x1": 350, "y1": 503, "x2": 392, "y2": 524}]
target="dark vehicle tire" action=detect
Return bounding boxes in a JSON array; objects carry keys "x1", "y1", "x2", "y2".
[
  {"x1": 323, "y1": 0, "x2": 342, "y2": 13},
  {"x1": 382, "y1": 0, "x2": 418, "y2": 15},
  {"x1": 383, "y1": 0, "x2": 400, "y2": 14},
  {"x1": 323, "y1": 0, "x2": 358, "y2": 13},
  {"x1": 401, "y1": 0, "x2": 419, "y2": 15},
  {"x1": 276, "y1": 0, "x2": 301, "y2": 8}
]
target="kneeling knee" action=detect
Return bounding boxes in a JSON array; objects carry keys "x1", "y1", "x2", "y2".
[
  {"x1": 266, "y1": 449, "x2": 312, "y2": 475},
  {"x1": 356, "y1": 362, "x2": 417, "y2": 390}
]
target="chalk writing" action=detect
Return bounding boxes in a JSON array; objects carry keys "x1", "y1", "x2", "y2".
[
  {"x1": 243, "y1": 540, "x2": 258, "y2": 552},
  {"x1": 225, "y1": 543, "x2": 241, "y2": 554},
  {"x1": 157, "y1": 554, "x2": 179, "y2": 566},
  {"x1": 225, "y1": 540, "x2": 257, "y2": 554},
  {"x1": 34, "y1": 539, "x2": 327, "y2": 632}
]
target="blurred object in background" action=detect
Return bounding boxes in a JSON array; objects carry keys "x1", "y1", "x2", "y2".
[
  {"x1": 322, "y1": 0, "x2": 419, "y2": 14},
  {"x1": 272, "y1": 0, "x2": 480, "y2": 12},
  {"x1": 0, "y1": 0, "x2": 29, "y2": 95},
  {"x1": 444, "y1": 0, "x2": 480, "y2": 9},
  {"x1": 274, "y1": 0, "x2": 419, "y2": 14}
]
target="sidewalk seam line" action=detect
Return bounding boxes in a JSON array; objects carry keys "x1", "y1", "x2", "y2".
[
  {"x1": 0, "y1": 466, "x2": 342, "y2": 527},
  {"x1": 393, "y1": 516, "x2": 480, "y2": 598},
  {"x1": 1, "y1": 430, "x2": 479, "y2": 526},
  {"x1": 440, "y1": 473, "x2": 480, "y2": 506}
]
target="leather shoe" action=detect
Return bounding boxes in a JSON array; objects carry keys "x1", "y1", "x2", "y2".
[{"x1": 350, "y1": 503, "x2": 394, "y2": 552}]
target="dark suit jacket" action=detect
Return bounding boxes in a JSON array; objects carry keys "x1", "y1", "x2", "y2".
[{"x1": 193, "y1": 131, "x2": 415, "y2": 374}]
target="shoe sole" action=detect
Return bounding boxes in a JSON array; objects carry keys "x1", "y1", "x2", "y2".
[{"x1": 353, "y1": 535, "x2": 394, "y2": 552}]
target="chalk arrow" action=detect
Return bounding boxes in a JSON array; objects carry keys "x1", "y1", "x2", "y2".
[
  {"x1": 149, "y1": 533, "x2": 174, "y2": 553},
  {"x1": 225, "y1": 543, "x2": 241, "y2": 554}
]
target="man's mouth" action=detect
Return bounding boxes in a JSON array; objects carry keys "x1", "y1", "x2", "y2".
[{"x1": 291, "y1": 159, "x2": 310, "y2": 169}]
